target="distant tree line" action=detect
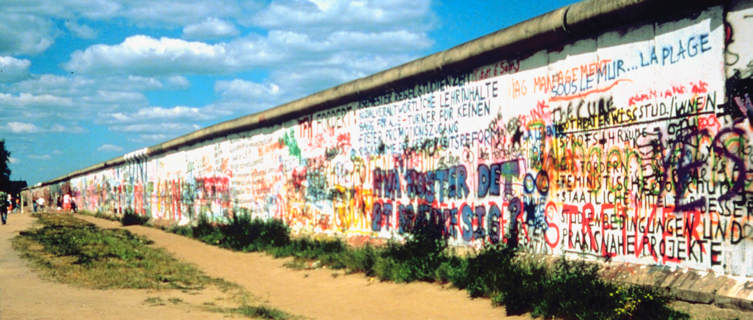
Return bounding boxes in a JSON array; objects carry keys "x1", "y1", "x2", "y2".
[{"x1": 0, "y1": 139, "x2": 27, "y2": 195}]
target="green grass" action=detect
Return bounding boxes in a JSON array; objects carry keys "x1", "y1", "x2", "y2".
[
  {"x1": 79, "y1": 209, "x2": 121, "y2": 222},
  {"x1": 144, "y1": 297, "x2": 166, "y2": 306},
  {"x1": 13, "y1": 212, "x2": 214, "y2": 289},
  {"x1": 207, "y1": 305, "x2": 290, "y2": 320}
]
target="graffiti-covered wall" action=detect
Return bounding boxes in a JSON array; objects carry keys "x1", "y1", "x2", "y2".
[{"x1": 30, "y1": 1, "x2": 753, "y2": 278}]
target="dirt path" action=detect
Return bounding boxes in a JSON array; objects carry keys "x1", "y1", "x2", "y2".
[
  {"x1": 77, "y1": 215, "x2": 519, "y2": 320},
  {"x1": 0, "y1": 213, "x2": 236, "y2": 320},
  {"x1": 1, "y1": 213, "x2": 524, "y2": 320}
]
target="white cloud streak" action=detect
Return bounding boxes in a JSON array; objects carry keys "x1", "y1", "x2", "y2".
[
  {"x1": 0, "y1": 121, "x2": 86, "y2": 134},
  {"x1": 0, "y1": 13, "x2": 55, "y2": 55},
  {"x1": 64, "y1": 20, "x2": 98, "y2": 39},
  {"x1": 0, "y1": 56, "x2": 31, "y2": 82},
  {"x1": 65, "y1": 29, "x2": 431, "y2": 77},
  {"x1": 182, "y1": 17, "x2": 239, "y2": 40},
  {"x1": 5, "y1": 121, "x2": 41, "y2": 133}
]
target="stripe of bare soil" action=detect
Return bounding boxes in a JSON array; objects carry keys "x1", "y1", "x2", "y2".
[
  {"x1": 0, "y1": 213, "x2": 230, "y2": 320},
  {"x1": 78, "y1": 215, "x2": 527, "y2": 320}
]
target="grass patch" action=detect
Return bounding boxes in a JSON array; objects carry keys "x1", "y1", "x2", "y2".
[
  {"x1": 206, "y1": 305, "x2": 291, "y2": 320},
  {"x1": 13, "y1": 212, "x2": 213, "y2": 290},
  {"x1": 173, "y1": 213, "x2": 690, "y2": 320},
  {"x1": 144, "y1": 297, "x2": 166, "y2": 306},
  {"x1": 79, "y1": 210, "x2": 120, "y2": 222}
]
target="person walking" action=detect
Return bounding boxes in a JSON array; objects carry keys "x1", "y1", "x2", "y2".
[
  {"x1": 63, "y1": 193, "x2": 71, "y2": 212},
  {"x1": 1, "y1": 192, "x2": 8, "y2": 225},
  {"x1": 36, "y1": 197, "x2": 45, "y2": 211}
]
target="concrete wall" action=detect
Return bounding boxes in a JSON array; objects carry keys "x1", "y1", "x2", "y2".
[{"x1": 26, "y1": 0, "x2": 753, "y2": 280}]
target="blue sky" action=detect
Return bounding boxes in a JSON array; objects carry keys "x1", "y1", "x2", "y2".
[{"x1": 0, "y1": 0, "x2": 578, "y2": 185}]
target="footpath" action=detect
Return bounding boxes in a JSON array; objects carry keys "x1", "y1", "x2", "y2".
[
  {"x1": 0, "y1": 213, "x2": 229, "y2": 319},
  {"x1": 0, "y1": 212, "x2": 516, "y2": 319}
]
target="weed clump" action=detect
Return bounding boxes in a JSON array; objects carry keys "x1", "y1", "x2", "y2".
[
  {"x1": 373, "y1": 219, "x2": 448, "y2": 282},
  {"x1": 190, "y1": 213, "x2": 291, "y2": 251},
  {"x1": 121, "y1": 209, "x2": 149, "y2": 226}
]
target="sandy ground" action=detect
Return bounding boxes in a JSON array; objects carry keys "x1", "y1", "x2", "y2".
[
  {"x1": 1, "y1": 212, "x2": 523, "y2": 320},
  {"x1": 0, "y1": 212, "x2": 239, "y2": 320}
]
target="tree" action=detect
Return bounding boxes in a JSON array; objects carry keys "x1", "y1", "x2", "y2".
[{"x1": 0, "y1": 139, "x2": 11, "y2": 192}]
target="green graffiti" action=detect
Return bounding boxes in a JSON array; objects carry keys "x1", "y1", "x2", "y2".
[{"x1": 280, "y1": 129, "x2": 301, "y2": 159}]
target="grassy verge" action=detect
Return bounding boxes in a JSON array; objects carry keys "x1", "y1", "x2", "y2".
[
  {"x1": 13, "y1": 212, "x2": 292, "y2": 319},
  {"x1": 164, "y1": 213, "x2": 689, "y2": 320}
]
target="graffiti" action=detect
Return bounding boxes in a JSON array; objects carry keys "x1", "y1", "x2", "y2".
[{"x1": 32, "y1": 5, "x2": 753, "y2": 278}]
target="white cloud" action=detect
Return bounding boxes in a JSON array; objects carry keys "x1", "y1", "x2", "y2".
[
  {"x1": 129, "y1": 133, "x2": 170, "y2": 143},
  {"x1": 119, "y1": 0, "x2": 242, "y2": 27},
  {"x1": 215, "y1": 79, "x2": 280, "y2": 99},
  {"x1": 252, "y1": 0, "x2": 433, "y2": 32},
  {"x1": 65, "y1": 29, "x2": 430, "y2": 78},
  {"x1": 110, "y1": 123, "x2": 196, "y2": 132},
  {"x1": 0, "y1": 92, "x2": 73, "y2": 107},
  {"x1": 3, "y1": 73, "x2": 212, "y2": 141},
  {"x1": 209, "y1": 79, "x2": 285, "y2": 114},
  {"x1": 0, "y1": 13, "x2": 56, "y2": 55},
  {"x1": 166, "y1": 75, "x2": 190, "y2": 89},
  {"x1": 50, "y1": 124, "x2": 86, "y2": 133},
  {"x1": 3, "y1": 0, "x2": 122, "y2": 20},
  {"x1": 137, "y1": 106, "x2": 206, "y2": 119},
  {"x1": 5, "y1": 122, "x2": 41, "y2": 134},
  {"x1": 0, "y1": 121, "x2": 86, "y2": 134},
  {"x1": 0, "y1": 56, "x2": 31, "y2": 82},
  {"x1": 97, "y1": 143, "x2": 123, "y2": 152},
  {"x1": 326, "y1": 30, "x2": 432, "y2": 52},
  {"x1": 0, "y1": 0, "x2": 242, "y2": 28},
  {"x1": 109, "y1": 112, "x2": 130, "y2": 122},
  {"x1": 82, "y1": 90, "x2": 145, "y2": 105},
  {"x1": 65, "y1": 20, "x2": 98, "y2": 39},
  {"x1": 64, "y1": 35, "x2": 237, "y2": 75},
  {"x1": 104, "y1": 105, "x2": 211, "y2": 124},
  {"x1": 3, "y1": 75, "x2": 153, "y2": 126},
  {"x1": 12, "y1": 74, "x2": 163, "y2": 95},
  {"x1": 182, "y1": 17, "x2": 239, "y2": 40},
  {"x1": 8, "y1": 157, "x2": 18, "y2": 164}
]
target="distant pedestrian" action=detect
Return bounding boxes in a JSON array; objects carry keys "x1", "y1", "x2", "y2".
[
  {"x1": 71, "y1": 198, "x2": 78, "y2": 213},
  {"x1": 63, "y1": 193, "x2": 71, "y2": 212},
  {"x1": 1, "y1": 193, "x2": 9, "y2": 225},
  {"x1": 36, "y1": 197, "x2": 45, "y2": 211},
  {"x1": 14, "y1": 198, "x2": 20, "y2": 213}
]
